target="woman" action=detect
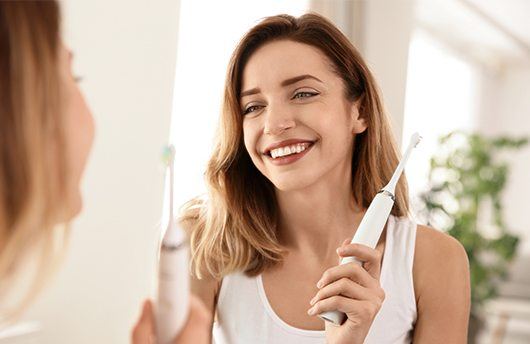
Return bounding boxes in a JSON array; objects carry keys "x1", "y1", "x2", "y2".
[
  {"x1": 0, "y1": 1, "x2": 94, "y2": 319},
  {"x1": 134, "y1": 12, "x2": 470, "y2": 344}
]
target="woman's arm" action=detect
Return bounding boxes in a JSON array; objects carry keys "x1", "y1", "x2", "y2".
[{"x1": 412, "y1": 225, "x2": 471, "y2": 343}]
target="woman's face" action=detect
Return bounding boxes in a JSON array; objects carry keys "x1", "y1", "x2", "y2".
[
  {"x1": 241, "y1": 40, "x2": 366, "y2": 191},
  {"x1": 59, "y1": 44, "x2": 95, "y2": 219}
]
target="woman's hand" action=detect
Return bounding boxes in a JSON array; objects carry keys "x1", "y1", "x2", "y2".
[
  {"x1": 131, "y1": 295, "x2": 212, "y2": 344},
  {"x1": 307, "y1": 239, "x2": 385, "y2": 344}
]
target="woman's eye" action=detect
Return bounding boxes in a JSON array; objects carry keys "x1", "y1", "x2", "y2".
[
  {"x1": 243, "y1": 105, "x2": 263, "y2": 115},
  {"x1": 292, "y1": 91, "x2": 318, "y2": 100}
]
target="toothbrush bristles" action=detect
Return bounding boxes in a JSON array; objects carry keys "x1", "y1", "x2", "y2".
[
  {"x1": 161, "y1": 145, "x2": 175, "y2": 166},
  {"x1": 410, "y1": 132, "x2": 422, "y2": 148}
]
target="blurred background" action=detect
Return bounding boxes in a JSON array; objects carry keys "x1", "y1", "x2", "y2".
[{"x1": 2, "y1": 0, "x2": 529, "y2": 343}]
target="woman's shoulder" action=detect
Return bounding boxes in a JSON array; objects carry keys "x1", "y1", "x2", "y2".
[
  {"x1": 414, "y1": 224, "x2": 467, "y2": 265},
  {"x1": 412, "y1": 224, "x2": 470, "y2": 302},
  {"x1": 413, "y1": 224, "x2": 469, "y2": 276}
]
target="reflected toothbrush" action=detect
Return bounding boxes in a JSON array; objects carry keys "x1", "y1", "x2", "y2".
[{"x1": 156, "y1": 145, "x2": 190, "y2": 343}]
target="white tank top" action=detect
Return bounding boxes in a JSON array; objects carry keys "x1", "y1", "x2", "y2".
[{"x1": 213, "y1": 215, "x2": 418, "y2": 343}]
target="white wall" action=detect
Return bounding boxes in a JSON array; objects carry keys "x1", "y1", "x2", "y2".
[
  {"x1": 21, "y1": 1, "x2": 180, "y2": 343},
  {"x1": 478, "y1": 65, "x2": 530, "y2": 255},
  {"x1": 362, "y1": 0, "x2": 415, "y2": 146}
]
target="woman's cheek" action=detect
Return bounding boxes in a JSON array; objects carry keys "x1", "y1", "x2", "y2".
[{"x1": 243, "y1": 121, "x2": 258, "y2": 157}]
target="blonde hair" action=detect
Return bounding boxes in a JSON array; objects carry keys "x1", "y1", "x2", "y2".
[
  {"x1": 180, "y1": 13, "x2": 409, "y2": 279},
  {"x1": 0, "y1": 1, "x2": 69, "y2": 320}
]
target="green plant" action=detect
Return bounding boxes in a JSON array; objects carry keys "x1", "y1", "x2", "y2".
[{"x1": 419, "y1": 131, "x2": 528, "y2": 308}]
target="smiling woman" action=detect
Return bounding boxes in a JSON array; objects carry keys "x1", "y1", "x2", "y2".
[
  {"x1": 186, "y1": 12, "x2": 409, "y2": 280},
  {"x1": 175, "y1": 12, "x2": 470, "y2": 344}
]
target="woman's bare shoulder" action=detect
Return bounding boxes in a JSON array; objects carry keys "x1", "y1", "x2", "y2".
[
  {"x1": 414, "y1": 224, "x2": 467, "y2": 260},
  {"x1": 413, "y1": 224, "x2": 470, "y2": 302},
  {"x1": 410, "y1": 226, "x2": 471, "y2": 341}
]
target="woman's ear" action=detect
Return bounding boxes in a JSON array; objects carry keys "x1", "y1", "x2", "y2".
[{"x1": 350, "y1": 100, "x2": 367, "y2": 134}]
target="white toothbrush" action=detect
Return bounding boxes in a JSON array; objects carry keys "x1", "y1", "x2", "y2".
[
  {"x1": 156, "y1": 145, "x2": 190, "y2": 343},
  {"x1": 318, "y1": 132, "x2": 422, "y2": 326}
]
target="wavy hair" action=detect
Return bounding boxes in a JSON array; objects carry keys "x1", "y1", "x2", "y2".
[{"x1": 0, "y1": 1, "x2": 68, "y2": 321}]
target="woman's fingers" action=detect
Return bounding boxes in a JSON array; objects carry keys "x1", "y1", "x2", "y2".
[
  {"x1": 313, "y1": 242, "x2": 386, "y2": 340},
  {"x1": 308, "y1": 295, "x2": 382, "y2": 322},
  {"x1": 131, "y1": 300, "x2": 156, "y2": 344},
  {"x1": 317, "y1": 262, "x2": 378, "y2": 290},
  {"x1": 341, "y1": 237, "x2": 352, "y2": 247},
  {"x1": 310, "y1": 277, "x2": 373, "y2": 306},
  {"x1": 337, "y1": 243, "x2": 382, "y2": 263},
  {"x1": 336, "y1": 243, "x2": 383, "y2": 279}
]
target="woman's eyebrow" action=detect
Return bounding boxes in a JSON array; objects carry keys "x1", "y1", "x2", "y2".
[
  {"x1": 240, "y1": 74, "x2": 323, "y2": 98},
  {"x1": 281, "y1": 74, "x2": 323, "y2": 87}
]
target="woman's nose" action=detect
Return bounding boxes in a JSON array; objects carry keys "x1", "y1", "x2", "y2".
[{"x1": 263, "y1": 106, "x2": 296, "y2": 135}]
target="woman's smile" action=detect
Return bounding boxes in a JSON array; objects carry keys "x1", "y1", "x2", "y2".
[{"x1": 265, "y1": 141, "x2": 316, "y2": 166}]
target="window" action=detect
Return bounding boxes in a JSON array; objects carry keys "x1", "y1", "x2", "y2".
[
  {"x1": 169, "y1": 1, "x2": 309, "y2": 212},
  {"x1": 402, "y1": 29, "x2": 480, "y2": 210}
]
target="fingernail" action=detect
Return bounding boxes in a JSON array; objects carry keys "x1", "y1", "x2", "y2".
[
  {"x1": 316, "y1": 280, "x2": 323, "y2": 289},
  {"x1": 336, "y1": 247, "x2": 344, "y2": 255},
  {"x1": 307, "y1": 307, "x2": 316, "y2": 315},
  {"x1": 310, "y1": 296, "x2": 317, "y2": 305}
]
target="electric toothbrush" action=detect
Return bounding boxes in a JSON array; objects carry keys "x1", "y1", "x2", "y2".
[
  {"x1": 318, "y1": 132, "x2": 422, "y2": 326},
  {"x1": 156, "y1": 145, "x2": 190, "y2": 343}
]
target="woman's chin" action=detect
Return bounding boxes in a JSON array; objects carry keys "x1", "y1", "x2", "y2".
[
  {"x1": 60, "y1": 192, "x2": 83, "y2": 223},
  {"x1": 271, "y1": 175, "x2": 317, "y2": 193}
]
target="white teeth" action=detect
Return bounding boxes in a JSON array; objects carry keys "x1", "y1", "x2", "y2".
[{"x1": 269, "y1": 143, "x2": 310, "y2": 159}]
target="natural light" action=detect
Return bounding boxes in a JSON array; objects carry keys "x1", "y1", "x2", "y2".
[{"x1": 402, "y1": 29, "x2": 480, "y2": 213}]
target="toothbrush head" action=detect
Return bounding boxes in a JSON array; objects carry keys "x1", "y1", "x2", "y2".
[
  {"x1": 161, "y1": 144, "x2": 175, "y2": 167},
  {"x1": 382, "y1": 132, "x2": 422, "y2": 194},
  {"x1": 410, "y1": 132, "x2": 422, "y2": 148}
]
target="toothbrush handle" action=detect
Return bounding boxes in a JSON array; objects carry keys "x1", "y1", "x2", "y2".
[
  {"x1": 317, "y1": 192, "x2": 395, "y2": 326},
  {"x1": 156, "y1": 244, "x2": 190, "y2": 344}
]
